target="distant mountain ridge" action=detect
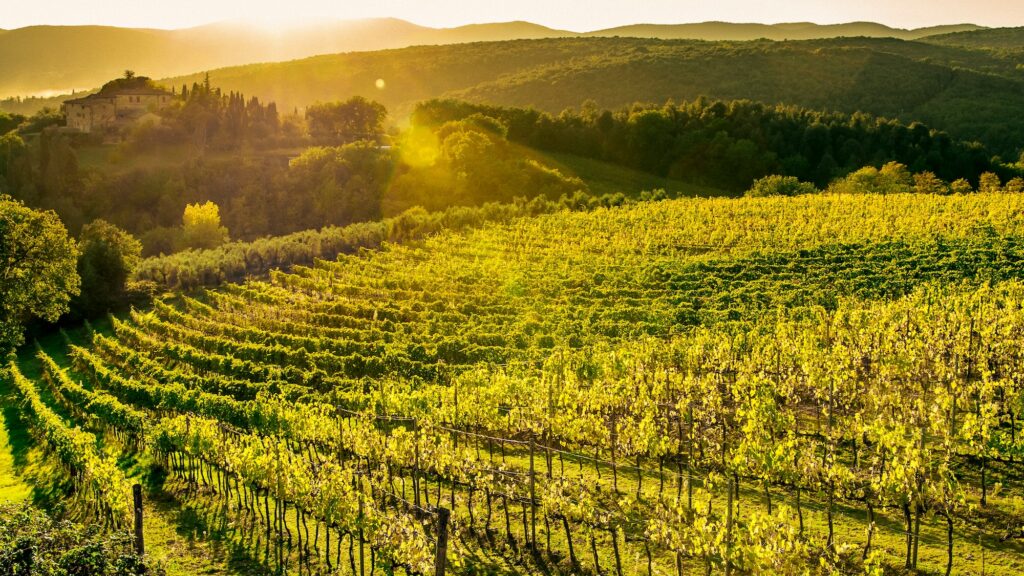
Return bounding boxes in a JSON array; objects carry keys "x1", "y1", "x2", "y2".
[
  {"x1": 0, "y1": 19, "x2": 571, "y2": 98},
  {"x1": 585, "y1": 21, "x2": 982, "y2": 41},
  {"x1": 0, "y1": 18, "x2": 985, "y2": 98}
]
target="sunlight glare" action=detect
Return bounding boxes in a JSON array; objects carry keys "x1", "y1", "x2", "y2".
[
  {"x1": 236, "y1": 14, "x2": 325, "y2": 33},
  {"x1": 400, "y1": 126, "x2": 440, "y2": 168}
]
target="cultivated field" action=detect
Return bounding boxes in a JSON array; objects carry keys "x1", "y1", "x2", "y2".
[{"x1": 7, "y1": 193, "x2": 1024, "y2": 574}]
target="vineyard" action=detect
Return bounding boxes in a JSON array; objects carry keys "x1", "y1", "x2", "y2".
[{"x1": 6, "y1": 192, "x2": 1024, "y2": 575}]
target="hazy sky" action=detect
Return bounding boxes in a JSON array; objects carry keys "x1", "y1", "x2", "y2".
[{"x1": 3, "y1": 0, "x2": 1023, "y2": 31}]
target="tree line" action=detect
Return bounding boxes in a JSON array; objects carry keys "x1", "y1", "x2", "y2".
[
  {"x1": 7, "y1": 90, "x2": 1021, "y2": 260},
  {"x1": 1, "y1": 83, "x2": 591, "y2": 255},
  {"x1": 748, "y1": 161, "x2": 1024, "y2": 197},
  {"x1": 414, "y1": 98, "x2": 1020, "y2": 192}
]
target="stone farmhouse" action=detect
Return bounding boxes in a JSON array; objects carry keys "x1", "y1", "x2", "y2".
[{"x1": 63, "y1": 82, "x2": 173, "y2": 133}]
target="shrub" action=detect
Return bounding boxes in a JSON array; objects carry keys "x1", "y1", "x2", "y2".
[
  {"x1": 0, "y1": 503, "x2": 162, "y2": 575},
  {"x1": 828, "y1": 162, "x2": 914, "y2": 195},
  {"x1": 746, "y1": 175, "x2": 817, "y2": 197}
]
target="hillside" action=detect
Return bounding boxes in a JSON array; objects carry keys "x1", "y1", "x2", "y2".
[
  {"x1": 7, "y1": 192, "x2": 1024, "y2": 575},
  {"x1": 0, "y1": 19, "x2": 570, "y2": 98},
  {"x1": 7, "y1": 7, "x2": 1024, "y2": 575},
  {"x1": 125, "y1": 37, "x2": 1024, "y2": 157},
  {"x1": 6, "y1": 35, "x2": 1024, "y2": 156},
  {"x1": 923, "y1": 26, "x2": 1024, "y2": 50},
  {"x1": 0, "y1": 19, "x2": 986, "y2": 98},
  {"x1": 586, "y1": 21, "x2": 981, "y2": 41}
]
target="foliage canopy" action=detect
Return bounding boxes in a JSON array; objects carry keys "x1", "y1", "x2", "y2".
[{"x1": 0, "y1": 195, "x2": 79, "y2": 351}]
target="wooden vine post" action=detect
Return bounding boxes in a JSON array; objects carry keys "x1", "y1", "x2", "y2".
[
  {"x1": 529, "y1": 439, "x2": 537, "y2": 552},
  {"x1": 132, "y1": 483, "x2": 145, "y2": 556},
  {"x1": 725, "y1": 475, "x2": 734, "y2": 576},
  {"x1": 358, "y1": 486, "x2": 366, "y2": 576},
  {"x1": 435, "y1": 507, "x2": 451, "y2": 576}
]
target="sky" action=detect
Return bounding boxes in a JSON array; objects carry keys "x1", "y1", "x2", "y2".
[{"x1": 2, "y1": 0, "x2": 1023, "y2": 31}]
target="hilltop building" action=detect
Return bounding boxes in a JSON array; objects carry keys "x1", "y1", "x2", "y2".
[{"x1": 62, "y1": 75, "x2": 173, "y2": 134}]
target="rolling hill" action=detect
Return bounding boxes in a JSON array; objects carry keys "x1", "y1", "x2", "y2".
[
  {"x1": 585, "y1": 21, "x2": 981, "y2": 41},
  {"x1": 0, "y1": 18, "x2": 986, "y2": 99},
  {"x1": 11, "y1": 191, "x2": 1024, "y2": 575},
  {"x1": 0, "y1": 19, "x2": 570, "y2": 98},
  {"x1": 140, "y1": 37, "x2": 1024, "y2": 157},
  {"x1": 5, "y1": 35, "x2": 1024, "y2": 158},
  {"x1": 923, "y1": 26, "x2": 1024, "y2": 50}
]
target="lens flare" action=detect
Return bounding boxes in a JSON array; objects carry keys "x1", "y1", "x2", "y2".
[{"x1": 399, "y1": 126, "x2": 440, "y2": 168}]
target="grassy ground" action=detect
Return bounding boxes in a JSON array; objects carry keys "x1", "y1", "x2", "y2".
[
  {"x1": 75, "y1": 142, "x2": 308, "y2": 175},
  {"x1": 532, "y1": 150, "x2": 729, "y2": 198},
  {"x1": 0, "y1": 402, "x2": 32, "y2": 503},
  {"x1": 75, "y1": 139, "x2": 726, "y2": 201},
  {"x1": 138, "y1": 451, "x2": 1024, "y2": 576},
  {"x1": 1, "y1": 321, "x2": 277, "y2": 576},
  {"x1": 436, "y1": 445, "x2": 1024, "y2": 576}
]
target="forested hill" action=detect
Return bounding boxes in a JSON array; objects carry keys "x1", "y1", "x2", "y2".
[
  {"x1": 0, "y1": 19, "x2": 983, "y2": 99},
  {"x1": 0, "y1": 19, "x2": 569, "y2": 98},
  {"x1": 586, "y1": 22, "x2": 981, "y2": 41},
  {"x1": 923, "y1": 26, "x2": 1024, "y2": 50},
  {"x1": 7, "y1": 35, "x2": 1024, "y2": 156},
  {"x1": 142, "y1": 36, "x2": 1024, "y2": 158}
]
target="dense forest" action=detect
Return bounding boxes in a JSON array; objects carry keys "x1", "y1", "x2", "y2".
[
  {"x1": 413, "y1": 98, "x2": 1014, "y2": 189},
  {"x1": 0, "y1": 81, "x2": 588, "y2": 257}
]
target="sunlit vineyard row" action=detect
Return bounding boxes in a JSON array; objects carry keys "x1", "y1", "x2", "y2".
[{"x1": 9, "y1": 192, "x2": 1024, "y2": 575}]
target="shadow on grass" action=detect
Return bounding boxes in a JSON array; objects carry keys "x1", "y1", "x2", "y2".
[
  {"x1": 0, "y1": 367, "x2": 72, "y2": 509},
  {"x1": 0, "y1": 388, "x2": 76, "y2": 511},
  {"x1": 140, "y1": 464, "x2": 276, "y2": 576}
]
